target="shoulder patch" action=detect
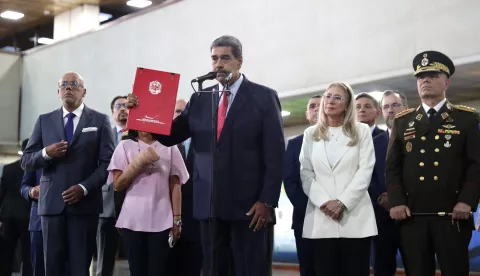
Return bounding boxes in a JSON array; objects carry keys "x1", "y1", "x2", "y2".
[
  {"x1": 394, "y1": 108, "x2": 415, "y2": 119},
  {"x1": 453, "y1": 104, "x2": 476, "y2": 113}
]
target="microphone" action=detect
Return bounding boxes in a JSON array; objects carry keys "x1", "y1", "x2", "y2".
[
  {"x1": 225, "y1": 72, "x2": 233, "y2": 83},
  {"x1": 191, "y1": 72, "x2": 217, "y2": 83}
]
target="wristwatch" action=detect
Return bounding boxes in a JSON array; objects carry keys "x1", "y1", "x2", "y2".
[{"x1": 173, "y1": 219, "x2": 182, "y2": 227}]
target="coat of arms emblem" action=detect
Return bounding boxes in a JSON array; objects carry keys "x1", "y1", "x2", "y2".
[{"x1": 149, "y1": 81, "x2": 162, "y2": 95}]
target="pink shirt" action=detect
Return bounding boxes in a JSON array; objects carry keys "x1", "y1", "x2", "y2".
[{"x1": 107, "y1": 139, "x2": 189, "y2": 232}]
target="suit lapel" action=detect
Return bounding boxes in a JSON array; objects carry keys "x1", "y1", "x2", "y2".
[
  {"x1": 429, "y1": 102, "x2": 451, "y2": 132},
  {"x1": 51, "y1": 108, "x2": 66, "y2": 141},
  {"x1": 70, "y1": 106, "x2": 91, "y2": 146},
  {"x1": 316, "y1": 139, "x2": 331, "y2": 170},
  {"x1": 414, "y1": 105, "x2": 430, "y2": 136},
  {"x1": 217, "y1": 79, "x2": 249, "y2": 144},
  {"x1": 331, "y1": 135, "x2": 351, "y2": 171},
  {"x1": 112, "y1": 127, "x2": 119, "y2": 146}
]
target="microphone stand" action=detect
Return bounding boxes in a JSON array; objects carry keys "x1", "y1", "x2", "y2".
[{"x1": 192, "y1": 78, "x2": 230, "y2": 276}]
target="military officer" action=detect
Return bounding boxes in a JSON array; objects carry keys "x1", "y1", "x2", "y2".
[{"x1": 386, "y1": 50, "x2": 480, "y2": 276}]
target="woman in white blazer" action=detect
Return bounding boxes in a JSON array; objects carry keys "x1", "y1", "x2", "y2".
[{"x1": 299, "y1": 82, "x2": 377, "y2": 276}]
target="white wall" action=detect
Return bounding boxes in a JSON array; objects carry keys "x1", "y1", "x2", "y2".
[
  {"x1": 0, "y1": 51, "x2": 22, "y2": 145},
  {"x1": 20, "y1": 0, "x2": 480, "y2": 139}
]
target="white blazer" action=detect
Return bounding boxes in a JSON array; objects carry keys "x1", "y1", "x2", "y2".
[{"x1": 300, "y1": 122, "x2": 377, "y2": 239}]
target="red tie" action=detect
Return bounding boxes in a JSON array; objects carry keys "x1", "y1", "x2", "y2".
[{"x1": 217, "y1": 91, "x2": 229, "y2": 141}]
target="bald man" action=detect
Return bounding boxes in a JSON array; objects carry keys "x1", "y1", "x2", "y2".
[{"x1": 21, "y1": 72, "x2": 115, "y2": 276}]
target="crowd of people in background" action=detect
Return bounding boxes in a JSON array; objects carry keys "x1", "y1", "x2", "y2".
[{"x1": 0, "y1": 35, "x2": 479, "y2": 276}]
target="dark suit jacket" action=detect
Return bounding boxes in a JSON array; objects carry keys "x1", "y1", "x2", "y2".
[
  {"x1": 283, "y1": 134, "x2": 307, "y2": 232},
  {"x1": 180, "y1": 140, "x2": 200, "y2": 241},
  {"x1": 21, "y1": 105, "x2": 115, "y2": 216},
  {"x1": 20, "y1": 169, "x2": 42, "y2": 231},
  {"x1": 0, "y1": 160, "x2": 31, "y2": 220},
  {"x1": 154, "y1": 76, "x2": 285, "y2": 220},
  {"x1": 372, "y1": 126, "x2": 385, "y2": 137},
  {"x1": 369, "y1": 131, "x2": 391, "y2": 221}
]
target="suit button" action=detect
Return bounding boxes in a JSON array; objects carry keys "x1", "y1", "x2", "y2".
[
  {"x1": 435, "y1": 148, "x2": 440, "y2": 152},
  {"x1": 420, "y1": 176, "x2": 424, "y2": 181},
  {"x1": 434, "y1": 176, "x2": 438, "y2": 181},
  {"x1": 434, "y1": 162, "x2": 439, "y2": 166},
  {"x1": 435, "y1": 135, "x2": 439, "y2": 140},
  {"x1": 420, "y1": 149, "x2": 425, "y2": 153},
  {"x1": 421, "y1": 136, "x2": 426, "y2": 141},
  {"x1": 419, "y1": 162, "x2": 424, "y2": 167}
]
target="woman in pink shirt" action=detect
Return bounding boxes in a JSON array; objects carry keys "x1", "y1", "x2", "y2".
[{"x1": 107, "y1": 130, "x2": 188, "y2": 276}]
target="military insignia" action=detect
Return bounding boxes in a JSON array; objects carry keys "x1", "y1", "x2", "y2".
[
  {"x1": 408, "y1": 121, "x2": 414, "y2": 127},
  {"x1": 404, "y1": 131, "x2": 416, "y2": 136},
  {"x1": 444, "y1": 141, "x2": 451, "y2": 148},
  {"x1": 404, "y1": 135, "x2": 415, "y2": 141},
  {"x1": 454, "y1": 104, "x2": 476, "y2": 113},
  {"x1": 442, "y1": 124, "x2": 456, "y2": 129},
  {"x1": 441, "y1": 112, "x2": 449, "y2": 119},
  {"x1": 406, "y1": 127, "x2": 415, "y2": 132},
  {"x1": 416, "y1": 114, "x2": 423, "y2": 121},
  {"x1": 445, "y1": 134, "x2": 451, "y2": 140},
  {"x1": 438, "y1": 129, "x2": 460, "y2": 135},
  {"x1": 446, "y1": 117, "x2": 454, "y2": 122},
  {"x1": 421, "y1": 53, "x2": 429, "y2": 66},
  {"x1": 406, "y1": 141, "x2": 412, "y2": 152},
  {"x1": 395, "y1": 108, "x2": 415, "y2": 118}
]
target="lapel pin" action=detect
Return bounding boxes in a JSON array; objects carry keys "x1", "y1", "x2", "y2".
[
  {"x1": 408, "y1": 121, "x2": 415, "y2": 127},
  {"x1": 416, "y1": 114, "x2": 423, "y2": 121},
  {"x1": 441, "y1": 112, "x2": 449, "y2": 120},
  {"x1": 406, "y1": 141, "x2": 412, "y2": 152}
]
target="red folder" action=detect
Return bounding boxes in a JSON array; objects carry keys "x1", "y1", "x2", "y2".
[{"x1": 126, "y1": 67, "x2": 181, "y2": 135}]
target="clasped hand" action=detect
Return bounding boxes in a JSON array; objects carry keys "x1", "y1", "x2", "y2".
[{"x1": 320, "y1": 200, "x2": 345, "y2": 221}]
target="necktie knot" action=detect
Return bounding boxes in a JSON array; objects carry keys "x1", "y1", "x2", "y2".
[
  {"x1": 67, "y1": 113, "x2": 76, "y2": 120},
  {"x1": 428, "y1": 108, "x2": 437, "y2": 117}
]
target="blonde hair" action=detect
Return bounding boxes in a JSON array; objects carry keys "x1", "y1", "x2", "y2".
[{"x1": 313, "y1": 82, "x2": 359, "y2": 146}]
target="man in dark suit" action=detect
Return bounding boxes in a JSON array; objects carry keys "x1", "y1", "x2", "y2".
[
  {"x1": 387, "y1": 51, "x2": 480, "y2": 275},
  {"x1": 283, "y1": 95, "x2": 321, "y2": 276},
  {"x1": 356, "y1": 92, "x2": 385, "y2": 137},
  {"x1": 167, "y1": 99, "x2": 203, "y2": 276},
  {"x1": 369, "y1": 90, "x2": 408, "y2": 276},
  {"x1": 127, "y1": 35, "x2": 284, "y2": 276},
  {"x1": 20, "y1": 167, "x2": 44, "y2": 276},
  {"x1": 21, "y1": 72, "x2": 115, "y2": 276},
  {"x1": 0, "y1": 139, "x2": 32, "y2": 276},
  {"x1": 95, "y1": 95, "x2": 128, "y2": 276}
]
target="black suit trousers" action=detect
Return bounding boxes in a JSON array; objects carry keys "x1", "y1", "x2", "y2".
[
  {"x1": 42, "y1": 213, "x2": 98, "y2": 276},
  {"x1": 200, "y1": 219, "x2": 267, "y2": 276},
  {"x1": 96, "y1": 218, "x2": 118, "y2": 276},
  {"x1": 0, "y1": 218, "x2": 32, "y2": 276}
]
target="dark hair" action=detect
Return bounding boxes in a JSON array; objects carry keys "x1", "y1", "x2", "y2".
[
  {"x1": 110, "y1": 95, "x2": 128, "y2": 112},
  {"x1": 311, "y1": 94, "x2": 322, "y2": 99},
  {"x1": 355, "y1": 92, "x2": 380, "y2": 110},
  {"x1": 210, "y1": 35, "x2": 242, "y2": 58},
  {"x1": 381, "y1": 90, "x2": 408, "y2": 107}
]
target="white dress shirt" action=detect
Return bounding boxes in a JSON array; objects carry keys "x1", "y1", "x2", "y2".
[
  {"x1": 217, "y1": 74, "x2": 244, "y2": 116},
  {"x1": 42, "y1": 103, "x2": 88, "y2": 195},
  {"x1": 422, "y1": 98, "x2": 447, "y2": 117}
]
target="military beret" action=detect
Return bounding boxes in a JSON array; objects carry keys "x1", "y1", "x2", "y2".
[{"x1": 413, "y1": 50, "x2": 455, "y2": 77}]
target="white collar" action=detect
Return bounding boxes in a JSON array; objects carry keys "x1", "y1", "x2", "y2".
[
  {"x1": 62, "y1": 103, "x2": 84, "y2": 118},
  {"x1": 369, "y1": 125, "x2": 377, "y2": 133},
  {"x1": 422, "y1": 98, "x2": 446, "y2": 114},
  {"x1": 115, "y1": 125, "x2": 124, "y2": 133}
]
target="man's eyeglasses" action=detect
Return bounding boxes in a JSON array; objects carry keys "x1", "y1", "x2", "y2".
[
  {"x1": 59, "y1": 80, "x2": 83, "y2": 89},
  {"x1": 382, "y1": 103, "x2": 403, "y2": 110},
  {"x1": 114, "y1": 103, "x2": 128, "y2": 110},
  {"x1": 324, "y1": 94, "x2": 344, "y2": 103}
]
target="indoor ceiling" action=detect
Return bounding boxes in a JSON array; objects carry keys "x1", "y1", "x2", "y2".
[
  {"x1": 281, "y1": 61, "x2": 480, "y2": 127},
  {"x1": 0, "y1": 0, "x2": 166, "y2": 50}
]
